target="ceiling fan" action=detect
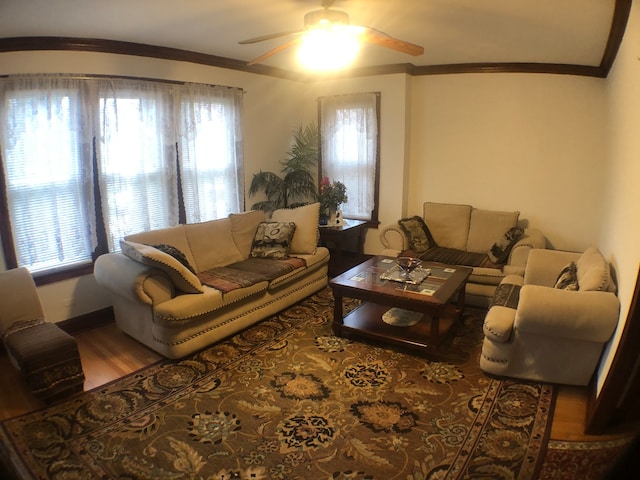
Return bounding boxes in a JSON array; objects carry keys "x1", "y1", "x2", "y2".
[{"x1": 239, "y1": 0, "x2": 424, "y2": 66}]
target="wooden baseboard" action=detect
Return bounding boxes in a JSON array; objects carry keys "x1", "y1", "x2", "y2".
[{"x1": 57, "y1": 307, "x2": 115, "y2": 335}]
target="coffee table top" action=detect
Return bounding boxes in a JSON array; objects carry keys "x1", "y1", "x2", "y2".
[{"x1": 330, "y1": 256, "x2": 472, "y2": 306}]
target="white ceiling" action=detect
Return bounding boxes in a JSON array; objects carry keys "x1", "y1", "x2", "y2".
[{"x1": 0, "y1": 0, "x2": 618, "y2": 73}]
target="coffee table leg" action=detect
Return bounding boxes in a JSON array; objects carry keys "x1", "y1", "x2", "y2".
[
  {"x1": 332, "y1": 288, "x2": 344, "y2": 336},
  {"x1": 430, "y1": 311, "x2": 440, "y2": 345}
]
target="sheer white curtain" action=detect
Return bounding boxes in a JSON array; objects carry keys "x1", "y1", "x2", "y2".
[
  {"x1": 178, "y1": 84, "x2": 243, "y2": 223},
  {"x1": 97, "y1": 79, "x2": 179, "y2": 251},
  {"x1": 319, "y1": 92, "x2": 378, "y2": 220},
  {"x1": 0, "y1": 75, "x2": 97, "y2": 272}
]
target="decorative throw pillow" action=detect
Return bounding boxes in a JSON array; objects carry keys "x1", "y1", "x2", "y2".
[
  {"x1": 487, "y1": 227, "x2": 524, "y2": 264},
  {"x1": 249, "y1": 221, "x2": 296, "y2": 259},
  {"x1": 271, "y1": 203, "x2": 320, "y2": 255},
  {"x1": 120, "y1": 240, "x2": 203, "y2": 294},
  {"x1": 149, "y1": 243, "x2": 196, "y2": 274},
  {"x1": 554, "y1": 262, "x2": 579, "y2": 291},
  {"x1": 397, "y1": 216, "x2": 437, "y2": 254}
]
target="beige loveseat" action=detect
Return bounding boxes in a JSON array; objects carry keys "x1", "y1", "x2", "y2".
[
  {"x1": 480, "y1": 248, "x2": 620, "y2": 385},
  {"x1": 94, "y1": 204, "x2": 328, "y2": 359},
  {"x1": 379, "y1": 202, "x2": 546, "y2": 307}
]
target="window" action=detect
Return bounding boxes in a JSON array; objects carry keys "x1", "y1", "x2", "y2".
[
  {"x1": 0, "y1": 75, "x2": 244, "y2": 281},
  {"x1": 318, "y1": 92, "x2": 380, "y2": 224}
]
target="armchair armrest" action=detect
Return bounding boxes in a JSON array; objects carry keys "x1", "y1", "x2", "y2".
[
  {"x1": 379, "y1": 224, "x2": 408, "y2": 255},
  {"x1": 94, "y1": 253, "x2": 174, "y2": 306},
  {"x1": 516, "y1": 285, "x2": 620, "y2": 342}
]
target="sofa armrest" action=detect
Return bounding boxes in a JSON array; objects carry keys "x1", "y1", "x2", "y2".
[
  {"x1": 506, "y1": 228, "x2": 546, "y2": 269},
  {"x1": 94, "y1": 253, "x2": 174, "y2": 306},
  {"x1": 379, "y1": 224, "x2": 408, "y2": 254},
  {"x1": 523, "y1": 249, "x2": 582, "y2": 287},
  {"x1": 515, "y1": 285, "x2": 620, "y2": 342}
]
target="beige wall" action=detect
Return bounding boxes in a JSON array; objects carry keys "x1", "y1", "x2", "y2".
[
  {"x1": 409, "y1": 73, "x2": 608, "y2": 252},
  {"x1": 596, "y1": 2, "x2": 640, "y2": 392}
]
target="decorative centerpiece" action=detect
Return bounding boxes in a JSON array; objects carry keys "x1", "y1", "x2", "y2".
[
  {"x1": 396, "y1": 256, "x2": 422, "y2": 283},
  {"x1": 318, "y1": 177, "x2": 347, "y2": 225}
]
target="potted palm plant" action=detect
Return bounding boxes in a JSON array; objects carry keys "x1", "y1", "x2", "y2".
[{"x1": 249, "y1": 123, "x2": 318, "y2": 212}]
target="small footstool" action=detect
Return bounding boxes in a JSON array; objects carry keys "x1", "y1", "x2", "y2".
[{"x1": 3, "y1": 319, "x2": 85, "y2": 401}]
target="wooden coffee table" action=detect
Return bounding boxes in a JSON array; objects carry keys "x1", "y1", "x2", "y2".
[{"x1": 330, "y1": 256, "x2": 472, "y2": 354}]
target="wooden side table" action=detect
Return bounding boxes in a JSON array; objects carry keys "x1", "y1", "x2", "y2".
[{"x1": 318, "y1": 219, "x2": 369, "y2": 277}]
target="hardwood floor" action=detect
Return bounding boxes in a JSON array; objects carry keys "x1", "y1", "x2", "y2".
[{"x1": 0, "y1": 322, "x2": 631, "y2": 443}]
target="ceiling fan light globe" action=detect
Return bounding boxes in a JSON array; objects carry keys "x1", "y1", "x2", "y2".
[
  {"x1": 297, "y1": 28, "x2": 360, "y2": 71},
  {"x1": 304, "y1": 8, "x2": 349, "y2": 28}
]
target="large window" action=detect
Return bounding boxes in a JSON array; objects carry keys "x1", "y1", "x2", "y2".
[
  {"x1": 0, "y1": 75, "x2": 244, "y2": 281},
  {"x1": 318, "y1": 92, "x2": 380, "y2": 224}
]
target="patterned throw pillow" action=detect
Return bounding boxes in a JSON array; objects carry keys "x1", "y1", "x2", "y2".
[
  {"x1": 150, "y1": 243, "x2": 196, "y2": 274},
  {"x1": 554, "y1": 262, "x2": 579, "y2": 290},
  {"x1": 487, "y1": 227, "x2": 524, "y2": 264},
  {"x1": 250, "y1": 222, "x2": 297, "y2": 259},
  {"x1": 120, "y1": 240, "x2": 203, "y2": 294},
  {"x1": 397, "y1": 216, "x2": 437, "y2": 254}
]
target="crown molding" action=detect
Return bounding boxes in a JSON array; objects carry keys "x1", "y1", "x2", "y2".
[{"x1": 0, "y1": 1, "x2": 631, "y2": 82}]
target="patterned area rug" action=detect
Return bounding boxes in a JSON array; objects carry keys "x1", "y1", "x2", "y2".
[
  {"x1": 538, "y1": 438, "x2": 637, "y2": 479},
  {"x1": 0, "y1": 289, "x2": 555, "y2": 480}
]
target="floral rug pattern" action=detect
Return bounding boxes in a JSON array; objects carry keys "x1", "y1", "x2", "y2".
[{"x1": 0, "y1": 289, "x2": 555, "y2": 479}]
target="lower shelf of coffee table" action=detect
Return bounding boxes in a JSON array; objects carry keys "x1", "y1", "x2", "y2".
[{"x1": 334, "y1": 301, "x2": 457, "y2": 352}]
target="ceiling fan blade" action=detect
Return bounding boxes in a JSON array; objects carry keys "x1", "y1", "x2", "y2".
[
  {"x1": 247, "y1": 38, "x2": 302, "y2": 65},
  {"x1": 238, "y1": 30, "x2": 304, "y2": 44},
  {"x1": 361, "y1": 27, "x2": 424, "y2": 56}
]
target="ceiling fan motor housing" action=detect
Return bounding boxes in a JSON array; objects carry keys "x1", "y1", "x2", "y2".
[{"x1": 304, "y1": 9, "x2": 350, "y2": 28}]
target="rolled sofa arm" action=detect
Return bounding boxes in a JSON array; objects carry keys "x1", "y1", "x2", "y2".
[
  {"x1": 94, "y1": 253, "x2": 174, "y2": 306},
  {"x1": 506, "y1": 228, "x2": 546, "y2": 273},
  {"x1": 379, "y1": 224, "x2": 408, "y2": 256},
  {"x1": 515, "y1": 285, "x2": 620, "y2": 342}
]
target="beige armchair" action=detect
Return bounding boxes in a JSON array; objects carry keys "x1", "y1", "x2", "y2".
[{"x1": 480, "y1": 248, "x2": 620, "y2": 386}]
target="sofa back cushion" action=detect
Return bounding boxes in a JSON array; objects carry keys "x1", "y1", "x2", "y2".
[
  {"x1": 271, "y1": 203, "x2": 320, "y2": 255},
  {"x1": 125, "y1": 225, "x2": 196, "y2": 271},
  {"x1": 184, "y1": 218, "x2": 244, "y2": 272},
  {"x1": 423, "y1": 202, "x2": 472, "y2": 251},
  {"x1": 229, "y1": 210, "x2": 267, "y2": 258},
  {"x1": 467, "y1": 208, "x2": 520, "y2": 253}
]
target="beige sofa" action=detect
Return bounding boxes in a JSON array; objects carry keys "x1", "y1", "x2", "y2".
[
  {"x1": 480, "y1": 248, "x2": 620, "y2": 385},
  {"x1": 94, "y1": 204, "x2": 328, "y2": 359},
  {"x1": 379, "y1": 202, "x2": 546, "y2": 307}
]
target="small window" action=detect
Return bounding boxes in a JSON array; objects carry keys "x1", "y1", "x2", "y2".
[{"x1": 318, "y1": 92, "x2": 380, "y2": 225}]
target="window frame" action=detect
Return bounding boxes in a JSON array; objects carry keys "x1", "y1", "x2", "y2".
[{"x1": 317, "y1": 91, "x2": 381, "y2": 228}]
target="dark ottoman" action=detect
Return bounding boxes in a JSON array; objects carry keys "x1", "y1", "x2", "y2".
[{"x1": 3, "y1": 319, "x2": 85, "y2": 401}]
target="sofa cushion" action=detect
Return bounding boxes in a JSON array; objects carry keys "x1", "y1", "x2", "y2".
[
  {"x1": 419, "y1": 246, "x2": 488, "y2": 267},
  {"x1": 250, "y1": 221, "x2": 296, "y2": 259},
  {"x1": 184, "y1": 218, "x2": 244, "y2": 272},
  {"x1": 423, "y1": 202, "x2": 472, "y2": 251},
  {"x1": 120, "y1": 240, "x2": 204, "y2": 294},
  {"x1": 397, "y1": 216, "x2": 436, "y2": 254},
  {"x1": 125, "y1": 225, "x2": 196, "y2": 271},
  {"x1": 229, "y1": 210, "x2": 266, "y2": 258},
  {"x1": 467, "y1": 208, "x2": 520, "y2": 253},
  {"x1": 577, "y1": 247, "x2": 613, "y2": 292},
  {"x1": 487, "y1": 227, "x2": 524, "y2": 264},
  {"x1": 554, "y1": 262, "x2": 579, "y2": 291},
  {"x1": 271, "y1": 202, "x2": 320, "y2": 255},
  {"x1": 150, "y1": 244, "x2": 196, "y2": 274}
]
